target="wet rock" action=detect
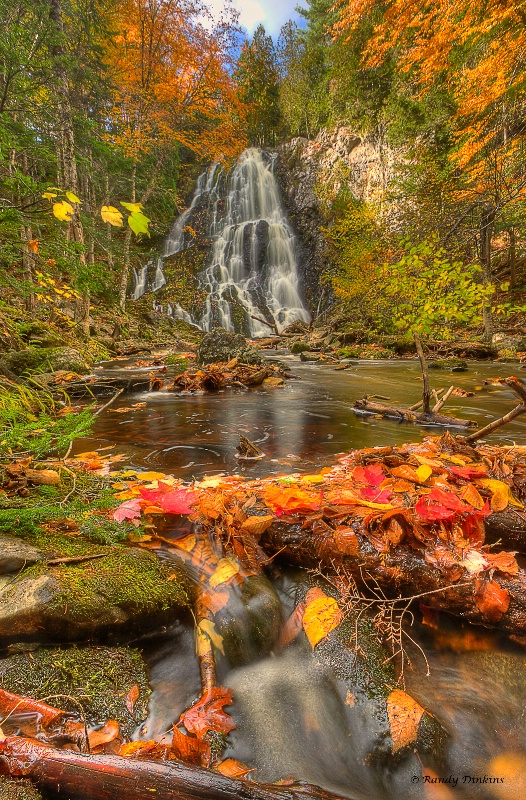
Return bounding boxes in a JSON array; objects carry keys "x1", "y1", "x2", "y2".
[
  {"x1": 0, "y1": 548, "x2": 192, "y2": 642},
  {"x1": 0, "y1": 347, "x2": 90, "y2": 377},
  {"x1": 196, "y1": 328, "x2": 261, "y2": 366},
  {"x1": 215, "y1": 575, "x2": 282, "y2": 666},
  {"x1": 0, "y1": 535, "x2": 43, "y2": 574},
  {"x1": 300, "y1": 351, "x2": 321, "y2": 362},
  {"x1": 492, "y1": 333, "x2": 523, "y2": 351}
]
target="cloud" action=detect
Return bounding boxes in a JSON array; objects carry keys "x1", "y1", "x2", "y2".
[{"x1": 204, "y1": 0, "x2": 305, "y2": 38}]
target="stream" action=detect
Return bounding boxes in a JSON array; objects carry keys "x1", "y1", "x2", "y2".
[{"x1": 73, "y1": 356, "x2": 526, "y2": 800}]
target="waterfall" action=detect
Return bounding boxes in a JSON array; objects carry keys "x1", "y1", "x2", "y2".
[
  {"x1": 130, "y1": 265, "x2": 149, "y2": 300},
  {"x1": 148, "y1": 258, "x2": 167, "y2": 292},
  {"x1": 168, "y1": 148, "x2": 310, "y2": 336}
]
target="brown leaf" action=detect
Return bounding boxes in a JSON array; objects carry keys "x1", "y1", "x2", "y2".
[
  {"x1": 125, "y1": 684, "x2": 139, "y2": 714},
  {"x1": 474, "y1": 578, "x2": 510, "y2": 622},
  {"x1": 387, "y1": 689, "x2": 425, "y2": 752},
  {"x1": 240, "y1": 514, "x2": 274, "y2": 536},
  {"x1": 333, "y1": 526, "x2": 360, "y2": 555},
  {"x1": 485, "y1": 551, "x2": 519, "y2": 576}
]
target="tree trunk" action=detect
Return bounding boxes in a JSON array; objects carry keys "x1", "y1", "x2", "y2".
[
  {"x1": 480, "y1": 203, "x2": 495, "y2": 342},
  {"x1": 508, "y1": 227, "x2": 517, "y2": 290},
  {"x1": 119, "y1": 163, "x2": 136, "y2": 312},
  {"x1": 49, "y1": 0, "x2": 89, "y2": 336}
]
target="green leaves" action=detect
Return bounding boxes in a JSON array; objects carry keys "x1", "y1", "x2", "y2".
[{"x1": 127, "y1": 210, "x2": 150, "y2": 236}]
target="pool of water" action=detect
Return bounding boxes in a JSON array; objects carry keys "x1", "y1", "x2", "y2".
[{"x1": 74, "y1": 355, "x2": 526, "y2": 479}]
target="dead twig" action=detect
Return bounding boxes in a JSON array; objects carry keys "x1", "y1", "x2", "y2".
[{"x1": 466, "y1": 377, "x2": 526, "y2": 441}]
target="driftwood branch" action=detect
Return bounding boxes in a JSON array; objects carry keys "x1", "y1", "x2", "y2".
[
  {"x1": 353, "y1": 398, "x2": 476, "y2": 428},
  {"x1": 466, "y1": 377, "x2": 526, "y2": 442},
  {"x1": 413, "y1": 332, "x2": 431, "y2": 413},
  {"x1": 433, "y1": 385, "x2": 455, "y2": 413}
]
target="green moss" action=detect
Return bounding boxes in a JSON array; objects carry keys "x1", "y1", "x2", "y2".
[
  {"x1": 0, "y1": 777, "x2": 43, "y2": 800},
  {"x1": 49, "y1": 548, "x2": 192, "y2": 621},
  {"x1": 290, "y1": 341, "x2": 310, "y2": 354},
  {"x1": 0, "y1": 645, "x2": 150, "y2": 737},
  {"x1": 496, "y1": 348, "x2": 520, "y2": 362},
  {"x1": 338, "y1": 346, "x2": 361, "y2": 359}
]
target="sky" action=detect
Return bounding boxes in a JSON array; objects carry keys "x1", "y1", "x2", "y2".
[{"x1": 207, "y1": 0, "x2": 306, "y2": 40}]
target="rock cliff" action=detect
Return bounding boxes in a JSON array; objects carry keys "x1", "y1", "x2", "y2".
[{"x1": 276, "y1": 128, "x2": 393, "y2": 311}]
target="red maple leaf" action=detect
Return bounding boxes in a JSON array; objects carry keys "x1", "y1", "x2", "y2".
[
  {"x1": 359, "y1": 486, "x2": 392, "y2": 504},
  {"x1": 179, "y1": 687, "x2": 235, "y2": 739},
  {"x1": 448, "y1": 465, "x2": 488, "y2": 480},
  {"x1": 139, "y1": 487, "x2": 197, "y2": 514},
  {"x1": 414, "y1": 487, "x2": 470, "y2": 521},
  {"x1": 353, "y1": 464, "x2": 385, "y2": 486}
]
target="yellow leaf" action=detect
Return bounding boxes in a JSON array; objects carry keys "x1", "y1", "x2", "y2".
[
  {"x1": 52, "y1": 201, "x2": 74, "y2": 221},
  {"x1": 42, "y1": 191, "x2": 57, "y2": 199},
  {"x1": 301, "y1": 474, "x2": 325, "y2": 484},
  {"x1": 197, "y1": 474, "x2": 227, "y2": 489},
  {"x1": 209, "y1": 557, "x2": 240, "y2": 588},
  {"x1": 65, "y1": 191, "x2": 81, "y2": 204},
  {"x1": 415, "y1": 464, "x2": 432, "y2": 483},
  {"x1": 101, "y1": 205, "x2": 124, "y2": 226},
  {"x1": 120, "y1": 201, "x2": 144, "y2": 213},
  {"x1": 197, "y1": 619, "x2": 225, "y2": 655},
  {"x1": 302, "y1": 588, "x2": 342, "y2": 648},
  {"x1": 387, "y1": 689, "x2": 425, "y2": 752},
  {"x1": 478, "y1": 479, "x2": 523, "y2": 510},
  {"x1": 134, "y1": 471, "x2": 168, "y2": 481}
]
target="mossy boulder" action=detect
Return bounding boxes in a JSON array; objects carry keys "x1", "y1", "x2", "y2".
[
  {"x1": 0, "y1": 545, "x2": 193, "y2": 641},
  {"x1": 428, "y1": 357, "x2": 467, "y2": 371},
  {"x1": 0, "y1": 645, "x2": 150, "y2": 738},
  {"x1": 0, "y1": 347, "x2": 91, "y2": 377},
  {"x1": 196, "y1": 328, "x2": 261, "y2": 366},
  {"x1": 290, "y1": 341, "x2": 310, "y2": 354},
  {"x1": 0, "y1": 778, "x2": 43, "y2": 800}
]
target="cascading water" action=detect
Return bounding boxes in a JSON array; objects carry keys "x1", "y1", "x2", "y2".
[{"x1": 163, "y1": 148, "x2": 311, "y2": 336}]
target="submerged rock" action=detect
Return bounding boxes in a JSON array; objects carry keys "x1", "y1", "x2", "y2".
[{"x1": 196, "y1": 328, "x2": 261, "y2": 366}]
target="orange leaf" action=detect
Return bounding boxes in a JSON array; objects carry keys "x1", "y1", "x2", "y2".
[
  {"x1": 461, "y1": 483, "x2": 485, "y2": 510},
  {"x1": 279, "y1": 601, "x2": 306, "y2": 648},
  {"x1": 485, "y1": 551, "x2": 519, "y2": 576},
  {"x1": 240, "y1": 514, "x2": 274, "y2": 535},
  {"x1": 88, "y1": 720, "x2": 120, "y2": 751},
  {"x1": 263, "y1": 485, "x2": 322, "y2": 515},
  {"x1": 387, "y1": 689, "x2": 425, "y2": 752},
  {"x1": 333, "y1": 526, "x2": 360, "y2": 555},
  {"x1": 391, "y1": 465, "x2": 420, "y2": 482},
  {"x1": 28, "y1": 238, "x2": 39, "y2": 253},
  {"x1": 179, "y1": 687, "x2": 235, "y2": 739},
  {"x1": 214, "y1": 758, "x2": 254, "y2": 778},
  {"x1": 474, "y1": 578, "x2": 510, "y2": 622}
]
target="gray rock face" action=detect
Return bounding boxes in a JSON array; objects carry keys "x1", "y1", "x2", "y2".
[
  {"x1": 276, "y1": 128, "x2": 394, "y2": 311},
  {"x1": 0, "y1": 535, "x2": 43, "y2": 574},
  {"x1": 196, "y1": 328, "x2": 261, "y2": 365}
]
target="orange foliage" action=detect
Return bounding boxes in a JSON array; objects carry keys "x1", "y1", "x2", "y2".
[
  {"x1": 333, "y1": 0, "x2": 526, "y2": 169},
  {"x1": 103, "y1": 0, "x2": 247, "y2": 162}
]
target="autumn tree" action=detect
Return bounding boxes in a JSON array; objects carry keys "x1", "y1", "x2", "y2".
[{"x1": 103, "y1": 0, "x2": 247, "y2": 309}]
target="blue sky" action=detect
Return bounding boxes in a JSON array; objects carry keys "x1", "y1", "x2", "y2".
[{"x1": 208, "y1": 0, "x2": 306, "y2": 40}]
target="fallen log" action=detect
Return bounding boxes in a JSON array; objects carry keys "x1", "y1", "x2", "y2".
[
  {"x1": 0, "y1": 737, "x2": 349, "y2": 800},
  {"x1": 353, "y1": 398, "x2": 476, "y2": 428},
  {"x1": 260, "y1": 521, "x2": 526, "y2": 635}
]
